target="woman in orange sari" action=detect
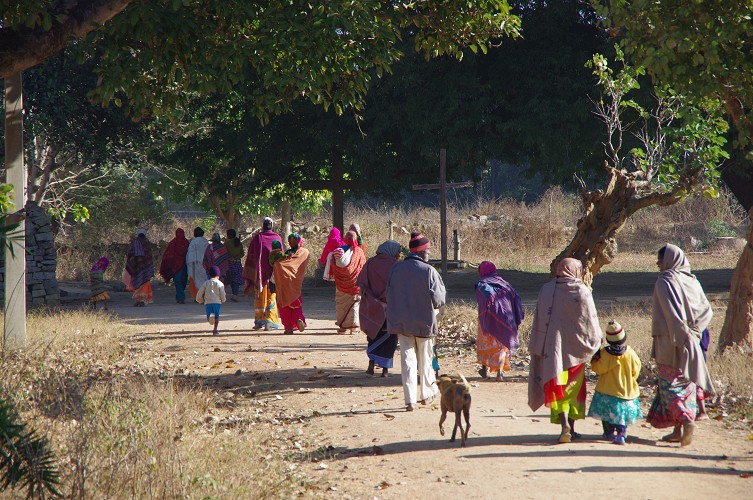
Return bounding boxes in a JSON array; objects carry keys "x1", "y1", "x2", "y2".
[
  {"x1": 273, "y1": 233, "x2": 310, "y2": 335},
  {"x1": 331, "y1": 231, "x2": 366, "y2": 334}
]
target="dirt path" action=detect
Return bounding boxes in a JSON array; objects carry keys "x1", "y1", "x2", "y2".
[{"x1": 60, "y1": 271, "x2": 752, "y2": 499}]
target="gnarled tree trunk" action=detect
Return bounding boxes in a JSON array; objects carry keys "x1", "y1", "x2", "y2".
[
  {"x1": 551, "y1": 163, "x2": 685, "y2": 285},
  {"x1": 718, "y1": 208, "x2": 753, "y2": 352},
  {"x1": 208, "y1": 194, "x2": 240, "y2": 231}
]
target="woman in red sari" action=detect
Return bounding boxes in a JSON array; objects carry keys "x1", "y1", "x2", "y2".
[
  {"x1": 159, "y1": 228, "x2": 190, "y2": 303},
  {"x1": 331, "y1": 231, "x2": 366, "y2": 333},
  {"x1": 273, "y1": 233, "x2": 309, "y2": 335}
]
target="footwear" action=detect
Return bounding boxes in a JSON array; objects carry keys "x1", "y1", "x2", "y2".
[
  {"x1": 681, "y1": 422, "x2": 696, "y2": 447},
  {"x1": 661, "y1": 432, "x2": 682, "y2": 443},
  {"x1": 252, "y1": 324, "x2": 263, "y2": 330},
  {"x1": 420, "y1": 394, "x2": 436, "y2": 405},
  {"x1": 296, "y1": 319, "x2": 305, "y2": 332},
  {"x1": 478, "y1": 366, "x2": 488, "y2": 379},
  {"x1": 602, "y1": 433, "x2": 614, "y2": 441},
  {"x1": 613, "y1": 434, "x2": 626, "y2": 445},
  {"x1": 212, "y1": 330, "x2": 219, "y2": 336},
  {"x1": 229, "y1": 297, "x2": 238, "y2": 302},
  {"x1": 406, "y1": 404, "x2": 416, "y2": 412},
  {"x1": 264, "y1": 323, "x2": 277, "y2": 331},
  {"x1": 336, "y1": 327, "x2": 347, "y2": 333},
  {"x1": 381, "y1": 367, "x2": 389, "y2": 378},
  {"x1": 571, "y1": 431, "x2": 582, "y2": 440},
  {"x1": 207, "y1": 317, "x2": 214, "y2": 325},
  {"x1": 283, "y1": 329, "x2": 294, "y2": 335}
]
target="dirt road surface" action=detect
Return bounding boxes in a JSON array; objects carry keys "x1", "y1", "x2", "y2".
[{"x1": 59, "y1": 268, "x2": 752, "y2": 499}]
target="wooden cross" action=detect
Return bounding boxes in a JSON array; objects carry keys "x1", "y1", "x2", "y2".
[
  {"x1": 412, "y1": 148, "x2": 472, "y2": 277},
  {"x1": 300, "y1": 155, "x2": 373, "y2": 232}
]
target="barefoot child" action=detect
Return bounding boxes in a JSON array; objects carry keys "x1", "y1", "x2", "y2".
[
  {"x1": 587, "y1": 320, "x2": 643, "y2": 445},
  {"x1": 90, "y1": 257, "x2": 111, "y2": 310},
  {"x1": 196, "y1": 266, "x2": 226, "y2": 335}
]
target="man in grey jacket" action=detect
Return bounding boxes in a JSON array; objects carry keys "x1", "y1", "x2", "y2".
[{"x1": 386, "y1": 232, "x2": 446, "y2": 411}]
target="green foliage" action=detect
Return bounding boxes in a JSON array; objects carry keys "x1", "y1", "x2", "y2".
[
  {"x1": 588, "y1": 47, "x2": 729, "y2": 198},
  {"x1": 72, "y1": 0, "x2": 520, "y2": 121},
  {"x1": 0, "y1": 398, "x2": 61, "y2": 498},
  {"x1": 706, "y1": 219, "x2": 738, "y2": 239},
  {"x1": 595, "y1": 0, "x2": 753, "y2": 144}
]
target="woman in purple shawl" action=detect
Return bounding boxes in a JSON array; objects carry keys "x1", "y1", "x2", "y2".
[
  {"x1": 357, "y1": 240, "x2": 402, "y2": 377},
  {"x1": 475, "y1": 261, "x2": 524, "y2": 381},
  {"x1": 243, "y1": 217, "x2": 283, "y2": 330}
]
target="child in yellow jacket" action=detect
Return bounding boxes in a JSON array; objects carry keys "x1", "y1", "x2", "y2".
[{"x1": 587, "y1": 320, "x2": 643, "y2": 445}]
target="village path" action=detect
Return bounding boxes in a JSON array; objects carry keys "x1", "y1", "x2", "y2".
[{"x1": 59, "y1": 267, "x2": 751, "y2": 499}]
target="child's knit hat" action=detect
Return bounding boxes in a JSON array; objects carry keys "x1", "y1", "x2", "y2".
[
  {"x1": 606, "y1": 320, "x2": 626, "y2": 344},
  {"x1": 272, "y1": 240, "x2": 282, "y2": 250},
  {"x1": 209, "y1": 266, "x2": 221, "y2": 278}
]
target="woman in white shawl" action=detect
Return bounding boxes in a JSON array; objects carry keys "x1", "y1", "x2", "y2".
[
  {"x1": 528, "y1": 258, "x2": 602, "y2": 443},
  {"x1": 186, "y1": 227, "x2": 210, "y2": 299},
  {"x1": 647, "y1": 244, "x2": 713, "y2": 447}
]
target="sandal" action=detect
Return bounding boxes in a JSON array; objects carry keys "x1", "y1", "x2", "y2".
[
  {"x1": 661, "y1": 433, "x2": 682, "y2": 443},
  {"x1": 571, "y1": 431, "x2": 582, "y2": 440},
  {"x1": 558, "y1": 430, "x2": 572, "y2": 444}
]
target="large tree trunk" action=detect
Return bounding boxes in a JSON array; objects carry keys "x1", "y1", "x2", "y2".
[
  {"x1": 551, "y1": 167, "x2": 637, "y2": 285},
  {"x1": 208, "y1": 194, "x2": 240, "y2": 231},
  {"x1": 551, "y1": 164, "x2": 684, "y2": 285},
  {"x1": 718, "y1": 207, "x2": 753, "y2": 353},
  {"x1": 280, "y1": 199, "x2": 292, "y2": 248}
]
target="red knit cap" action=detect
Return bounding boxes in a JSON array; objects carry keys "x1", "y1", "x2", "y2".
[{"x1": 409, "y1": 232, "x2": 430, "y2": 253}]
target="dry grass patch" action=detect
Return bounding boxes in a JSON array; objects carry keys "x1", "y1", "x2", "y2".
[{"x1": 0, "y1": 310, "x2": 301, "y2": 498}]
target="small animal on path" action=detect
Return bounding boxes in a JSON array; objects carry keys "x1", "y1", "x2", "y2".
[{"x1": 437, "y1": 373, "x2": 472, "y2": 447}]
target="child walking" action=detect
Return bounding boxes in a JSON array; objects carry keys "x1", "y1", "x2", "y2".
[
  {"x1": 196, "y1": 266, "x2": 226, "y2": 335},
  {"x1": 587, "y1": 320, "x2": 643, "y2": 445},
  {"x1": 90, "y1": 257, "x2": 111, "y2": 310}
]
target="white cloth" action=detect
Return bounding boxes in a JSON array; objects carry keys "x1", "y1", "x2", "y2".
[
  {"x1": 186, "y1": 237, "x2": 209, "y2": 288},
  {"x1": 196, "y1": 278, "x2": 226, "y2": 305},
  {"x1": 399, "y1": 333, "x2": 438, "y2": 405}
]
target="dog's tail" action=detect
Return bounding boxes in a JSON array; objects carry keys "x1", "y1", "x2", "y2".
[{"x1": 458, "y1": 373, "x2": 469, "y2": 386}]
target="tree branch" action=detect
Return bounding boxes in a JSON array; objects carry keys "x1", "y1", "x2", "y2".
[{"x1": 0, "y1": 0, "x2": 133, "y2": 78}]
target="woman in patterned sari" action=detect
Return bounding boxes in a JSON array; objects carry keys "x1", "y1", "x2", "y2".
[
  {"x1": 125, "y1": 228, "x2": 155, "y2": 307},
  {"x1": 475, "y1": 261, "x2": 524, "y2": 381},
  {"x1": 647, "y1": 244, "x2": 713, "y2": 447},
  {"x1": 331, "y1": 231, "x2": 366, "y2": 334},
  {"x1": 244, "y1": 217, "x2": 283, "y2": 330},
  {"x1": 527, "y1": 258, "x2": 602, "y2": 443},
  {"x1": 203, "y1": 233, "x2": 229, "y2": 280}
]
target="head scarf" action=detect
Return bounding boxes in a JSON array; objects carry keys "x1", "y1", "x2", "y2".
[
  {"x1": 159, "y1": 228, "x2": 190, "y2": 281},
  {"x1": 91, "y1": 257, "x2": 110, "y2": 272},
  {"x1": 211, "y1": 233, "x2": 222, "y2": 243},
  {"x1": 343, "y1": 230, "x2": 359, "y2": 248},
  {"x1": 348, "y1": 223, "x2": 363, "y2": 245},
  {"x1": 660, "y1": 243, "x2": 692, "y2": 276},
  {"x1": 556, "y1": 258, "x2": 583, "y2": 279},
  {"x1": 288, "y1": 233, "x2": 303, "y2": 252},
  {"x1": 479, "y1": 260, "x2": 497, "y2": 277},
  {"x1": 320, "y1": 227, "x2": 345, "y2": 265},
  {"x1": 409, "y1": 232, "x2": 430, "y2": 253},
  {"x1": 137, "y1": 228, "x2": 147, "y2": 237},
  {"x1": 263, "y1": 217, "x2": 274, "y2": 231},
  {"x1": 376, "y1": 240, "x2": 401, "y2": 257},
  {"x1": 272, "y1": 240, "x2": 282, "y2": 250}
]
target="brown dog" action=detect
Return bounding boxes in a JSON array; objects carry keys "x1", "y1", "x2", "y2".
[{"x1": 437, "y1": 374, "x2": 471, "y2": 447}]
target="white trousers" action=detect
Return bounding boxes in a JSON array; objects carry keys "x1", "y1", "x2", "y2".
[{"x1": 398, "y1": 334, "x2": 438, "y2": 405}]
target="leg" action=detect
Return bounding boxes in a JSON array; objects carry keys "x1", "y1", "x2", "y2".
[
  {"x1": 558, "y1": 413, "x2": 571, "y2": 443},
  {"x1": 439, "y1": 405, "x2": 448, "y2": 436},
  {"x1": 451, "y1": 409, "x2": 462, "y2": 443},
  {"x1": 681, "y1": 418, "x2": 696, "y2": 447},
  {"x1": 366, "y1": 359, "x2": 375, "y2": 375},
  {"x1": 602, "y1": 421, "x2": 615, "y2": 439},
  {"x1": 613, "y1": 424, "x2": 627, "y2": 445},
  {"x1": 462, "y1": 405, "x2": 471, "y2": 446},
  {"x1": 416, "y1": 337, "x2": 438, "y2": 404},
  {"x1": 662, "y1": 425, "x2": 682, "y2": 442},
  {"x1": 398, "y1": 334, "x2": 418, "y2": 408},
  {"x1": 478, "y1": 365, "x2": 488, "y2": 379}
]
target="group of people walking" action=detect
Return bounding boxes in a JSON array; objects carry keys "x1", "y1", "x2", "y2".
[
  {"x1": 102, "y1": 222, "x2": 713, "y2": 446},
  {"x1": 526, "y1": 245, "x2": 713, "y2": 446}
]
